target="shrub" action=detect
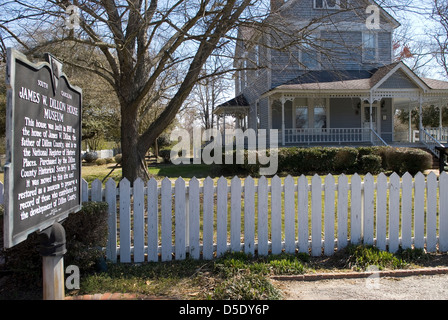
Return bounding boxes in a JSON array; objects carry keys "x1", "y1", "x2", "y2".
[
  {"x1": 384, "y1": 148, "x2": 433, "y2": 175},
  {"x1": 95, "y1": 158, "x2": 107, "y2": 166},
  {"x1": 105, "y1": 157, "x2": 115, "y2": 164},
  {"x1": 360, "y1": 154, "x2": 382, "y2": 174},
  {"x1": 114, "y1": 153, "x2": 122, "y2": 164},
  {"x1": 63, "y1": 202, "x2": 109, "y2": 273},
  {"x1": 0, "y1": 202, "x2": 109, "y2": 288},
  {"x1": 333, "y1": 147, "x2": 359, "y2": 172},
  {"x1": 83, "y1": 151, "x2": 98, "y2": 163},
  {"x1": 158, "y1": 149, "x2": 172, "y2": 164}
]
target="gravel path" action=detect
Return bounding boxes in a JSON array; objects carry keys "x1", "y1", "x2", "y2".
[{"x1": 276, "y1": 273, "x2": 448, "y2": 300}]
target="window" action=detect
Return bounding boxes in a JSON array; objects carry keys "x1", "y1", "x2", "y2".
[
  {"x1": 314, "y1": 0, "x2": 340, "y2": 9},
  {"x1": 363, "y1": 32, "x2": 377, "y2": 62},
  {"x1": 295, "y1": 107, "x2": 308, "y2": 129},
  {"x1": 302, "y1": 41, "x2": 319, "y2": 70},
  {"x1": 313, "y1": 99, "x2": 327, "y2": 129}
]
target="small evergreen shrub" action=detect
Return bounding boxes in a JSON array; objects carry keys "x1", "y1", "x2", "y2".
[
  {"x1": 64, "y1": 202, "x2": 109, "y2": 273},
  {"x1": 83, "y1": 151, "x2": 98, "y2": 163},
  {"x1": 114, "y1": 153, "x2": 122, "y2": 164},
  {"x1": 95, "y1": 158, "x2": 107, "y2": 166}
]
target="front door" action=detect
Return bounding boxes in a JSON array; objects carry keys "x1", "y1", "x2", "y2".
[{"x1": 362, "y1": 101, "x2": 381, "y2": 140}]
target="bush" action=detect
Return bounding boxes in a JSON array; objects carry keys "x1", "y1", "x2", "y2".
[
  {"x1": 333, "y1": 148, "x2": 359, "y2": 172},
  {"x1": 83, "y1": 151, "x2": 98, "y2": 163},
  {"x1": 63, "y1": 202, "x2": 109, "y2": 273},
  {"x1": 360, "y1": 154, "x2": 382, "y2": 174},
  {"x1": 95, "y1": 158, "x2": 107, "y2": 166},
  {"x1": 105, "y1": 157, "x2": 115, "y2": 164},
  {"x1": 0, "y1": 202, "x2": 108, "y2": 289},
  {"x1": 114, "y1": 154, "x2": 122, "y2": 164},
  {"x1": 158, "y1": 149, "x2": 172, "y2": 164},
  {"x1": 384, "y1": 148, "x2": 433, "y2": 175}
]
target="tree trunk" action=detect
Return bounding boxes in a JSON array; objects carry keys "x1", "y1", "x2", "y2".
[{"x1": 120, "y1": 107, "x2": 148, "y2": 183}]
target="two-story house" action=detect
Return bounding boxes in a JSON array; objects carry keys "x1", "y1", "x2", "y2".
[{"x1": 215, "y1": 0, "x2": 448, "y2": 157}]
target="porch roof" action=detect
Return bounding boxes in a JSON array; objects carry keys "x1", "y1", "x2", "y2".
[
  {"x1": 262, "y1": 62, "x2": 448, "y2": 98},
  {"x1": 214, "y1": 94, "x2": 249, "y2": 116}
]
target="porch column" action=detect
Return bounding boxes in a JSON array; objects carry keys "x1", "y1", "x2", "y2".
[
  {"x1": 223, "y1": 111, "x2": 226, "y2": 144},
  {"x1": 418, "y1": 94, "x2": 423, "y2": 141},
  {"x1": 408, "y1": 102, "x2": 412, "y2": 143},
  {"x1": 440, "y1": 98, "x2": 444, "y2": 127},
  {"x1": 281, "y1": 95, "x2": 285, "y2": 146}
]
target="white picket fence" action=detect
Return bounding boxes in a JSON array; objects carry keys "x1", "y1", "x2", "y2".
[{"x1": 78, "y1": 171, "x2": 448, "y2": 263}]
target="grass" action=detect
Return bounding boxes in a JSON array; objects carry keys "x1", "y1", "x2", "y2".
[{"x1": 64, "y1": 245, "x2": 444, "y2": 300}]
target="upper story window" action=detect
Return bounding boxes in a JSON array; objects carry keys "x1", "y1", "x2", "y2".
[
  {"x1": 362, "y1": 32, "x2": 378, "y2": 62},
  {"x1": 314, "y1": 0, "x2": 340, "y2": 9}
]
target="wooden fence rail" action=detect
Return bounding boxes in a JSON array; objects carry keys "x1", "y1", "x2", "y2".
[{"x1": 75, "y1": 171, "x2": 448, "y2": 263}]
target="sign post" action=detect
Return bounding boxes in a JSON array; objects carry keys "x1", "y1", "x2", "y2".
[{"x1": 4, "y1": 49, "x2": 82, "y2": 300}]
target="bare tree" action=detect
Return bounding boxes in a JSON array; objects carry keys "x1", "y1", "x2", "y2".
[{"x1": 0, "y1": 0, "x2": 267, "y2": 181}]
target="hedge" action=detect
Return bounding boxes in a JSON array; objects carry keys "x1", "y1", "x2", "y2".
[{"x1": 219, "y1": 146, "x2": 433, "y2": 176}]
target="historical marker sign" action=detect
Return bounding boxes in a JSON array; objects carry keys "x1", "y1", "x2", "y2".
[{"x1": 4, "y1": 49, "x2": 82, "y2": 248}]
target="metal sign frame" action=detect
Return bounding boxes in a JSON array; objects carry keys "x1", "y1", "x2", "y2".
[{"x1": 4, "y1": 49, "x2": 82, "y2": 248}]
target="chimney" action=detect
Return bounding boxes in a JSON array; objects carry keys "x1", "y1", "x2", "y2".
[{"x1": 271, "y1": 0, "x2": 285, "y2": 12}]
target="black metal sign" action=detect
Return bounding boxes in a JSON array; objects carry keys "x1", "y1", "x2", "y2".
[{"x1": 4, "y1": 49, "x2": 82, "y2": 248}]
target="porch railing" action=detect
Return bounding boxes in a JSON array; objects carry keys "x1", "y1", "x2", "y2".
[
  {"x1": 370, "y1": 128, "x2": 388, "y2": 146},
  {"x1": 283, "y1": 128, "x2": 375, "y2": 145},
  {"x1": 421, "y1": 128, "x2": 446, "y2": 158},
  {"x1": 425, "y1": 127, "x2": 448, "y2": 143}
]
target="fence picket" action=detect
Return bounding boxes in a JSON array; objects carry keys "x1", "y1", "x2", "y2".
[
  {"x1": 311, "y1": 175, "x2": 322, "y2": 256},
  {"x1": 285, "y1": 175, "x2": 295, "y2": 254},
  {"x1": 91, "y1": 179, "x2": 102, "y2": 202},
  {"x1": 297, "y1": 175, "x2": 309, "y2": 253},
  {"x1": 414, "y1": 172, "x2": 425, "y2": 249},
  {"x1": 147, "y1": 178, "x2": 159, "y2": 262},
  {"x1": 189, "y1": 178, "x2": 200, "y2": 259},
  {"x1": 389, "y1": 173, "x2": 400, "y2": 253},
  {"x1": 244, "y1": 176, "x2": 255, "y2": 255},
  {"x1": 175, "y1": 178, "x2": 186, "y2": 260},
  {"x1": 257, "y1": 177, "x2": 269, "y2": 256},
  {"x1": 82, "y1": 179, "x2": 88, "y2": 202},
  {"x1": 337, "y1": 174, "x2": 348, "y2": 250},
  {"x1": 350, "y1": 174, "x2": 362, "y2": 245},
  {"x1": 230, "y1": 176, "x2": 242, "y2": 253},
  {"x1": 324, "y1": 174, "x2": 335, "y2": 256},
  {"x1": 402, "y1": 173, "x2": 413, "y2": 249},
  {"x1": 363, "y1": 173, "x2": 374, "y2": 246},
  {"x1": 133, "y1": 178, "x2": 145, "y2": 263},
  {"x1": 271, "y1": 175, "x2": 282, "y2": 255},
  {"x1": 203, "y1": 177, "x2": 214, "y2": 260},
  {"x1": 376, "y1": 173, "x2": 387, "y2": 251},
  {"x1": 440, "y1": 172, "x2": 448, "y2": 252},
  {"x1": 105, "y1": 178, "x2": 117, "y2": 262},
  {"x1": 217, "y1": 177, "x2": 228, "y2": 257},
  {"x1": 161, "y1": 178, "x2": 172, "y2": 262},
  {"x1": 426, "y1": 172, "x2": 438, "y2": 252},
  {"x1": 119, "y1": 178, "x2": 131, "y2": 263}
]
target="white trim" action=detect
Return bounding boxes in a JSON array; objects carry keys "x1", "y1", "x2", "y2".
[{"x1": 371, "y1": 62, "x2": 430, "y2": 92}]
